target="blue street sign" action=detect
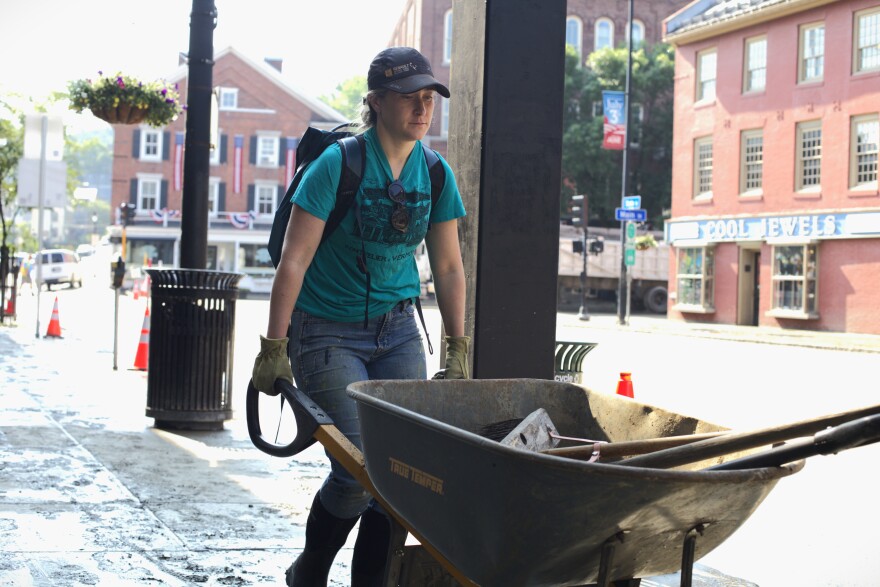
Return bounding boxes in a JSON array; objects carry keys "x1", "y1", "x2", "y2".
[
  {"x1": 623, "y1": 196, "x2": 641, "y2": 210},
  {"x1": 615, "y1": 208, "x2": 647, "y2": 222}
]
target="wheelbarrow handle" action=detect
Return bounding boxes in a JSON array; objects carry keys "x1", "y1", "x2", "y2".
[{"x1": 246, "y1": 378, "x2": 334, "y2": 458}]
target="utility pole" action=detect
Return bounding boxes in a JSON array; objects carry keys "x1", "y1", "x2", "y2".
[
  {"x1": 616, "y1": 0, "x2": 635, "y2": 325},
  {"x1": 179, "y1": 0, "x2": 217, "y2": 269}
]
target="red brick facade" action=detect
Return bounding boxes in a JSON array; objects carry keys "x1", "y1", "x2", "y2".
[
  {"x1": 665, "y1": 0, "x2": 880, "y2": 333},
  {"x1": 109, "y1": 47, "x2": 345, "y2": 293}
]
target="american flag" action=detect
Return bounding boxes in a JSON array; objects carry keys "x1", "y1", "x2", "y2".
[
  {"x1": 285, "y1": 136, "x2": 299, "y2": 186},
  {"x1": 233, "y1": 134, "x2": 244, "y2": 194},
  {"x1": 173, "y1": 132, "x2": 184, "y2": 190}
]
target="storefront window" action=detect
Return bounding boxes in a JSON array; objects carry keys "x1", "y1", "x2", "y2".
[
  {"x1": 770, "y1": 244, "x2": 818, "y2": 317},
  {"x1": 675, "y1": 246, "x2": 714, "y2": 311},
  {"x1": 238, "y1": 243, "x2": 273, "y2": 272},
  {"x1": 128, "y1": 239, "x2": 174, "y2": 267}
]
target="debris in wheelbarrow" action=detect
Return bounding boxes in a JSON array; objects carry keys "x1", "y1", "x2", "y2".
[{"x1": 247, "y1": 377, "x2": 880, "y2": 587}]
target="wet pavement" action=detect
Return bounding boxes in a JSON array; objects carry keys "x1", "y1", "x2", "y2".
[{"x1": 2, "y1": 290, "x2": 878, "y2": 586}]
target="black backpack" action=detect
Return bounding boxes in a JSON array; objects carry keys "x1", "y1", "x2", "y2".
[{"x1": 267, "y1": 124, "x2": 446, "y2": 268}]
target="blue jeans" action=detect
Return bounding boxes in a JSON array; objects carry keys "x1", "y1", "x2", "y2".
[{"x1": 288, "y1": 300, "x2": 426, "y2": 519}]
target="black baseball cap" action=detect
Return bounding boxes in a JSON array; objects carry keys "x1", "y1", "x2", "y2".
[{"x1": 367, "y1": 47, "x2": 450, "y2": 98}]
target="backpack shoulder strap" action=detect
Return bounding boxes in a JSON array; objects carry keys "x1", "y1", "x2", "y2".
[
  {"x1": 422, "y1": 146, "x2": 446, "y2": 229},
  {"x1": 321, "y1": 134, "x2": 366, "y2": 244}
]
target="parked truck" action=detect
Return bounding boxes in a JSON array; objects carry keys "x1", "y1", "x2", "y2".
[{"x1": 558, "y1": 224, "x2": 669, "y2": 314}]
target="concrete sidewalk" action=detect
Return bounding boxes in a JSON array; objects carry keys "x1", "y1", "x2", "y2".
[{"x1": 2, "y1": 295, "x2": 876, "y2": 586}]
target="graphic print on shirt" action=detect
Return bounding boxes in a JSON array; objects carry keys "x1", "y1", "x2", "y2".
[{"x1": 356, "y1": 185, "x2": 431, "y2": 248}]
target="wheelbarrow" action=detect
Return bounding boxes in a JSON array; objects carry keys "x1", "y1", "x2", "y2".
[{"x1": 246, "y1": 378, "x2": 880, "y2": 586}]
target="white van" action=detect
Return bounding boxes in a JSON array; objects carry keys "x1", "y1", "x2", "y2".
[{"x1": 35, "y1": 249, "x2": 83, "y2": 290}]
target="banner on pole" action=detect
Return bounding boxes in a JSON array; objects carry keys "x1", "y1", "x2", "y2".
[{"x1": 602, "y1": 91, "x2": 626, "y2": 150}]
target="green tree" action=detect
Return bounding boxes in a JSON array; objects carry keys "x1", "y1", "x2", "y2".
[
  {"x1": 0, "y1": 98, "x2": 25, "y2": 257},
  {"x1": 319, "y1": 75, "x2": 367, "y2": 122},
  {"x1": 561, "y1": 43, "x2": 674, "y2": 228}
]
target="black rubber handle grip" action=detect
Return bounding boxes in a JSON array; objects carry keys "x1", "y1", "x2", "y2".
[{"x1": 246, "y1": 378, "x2": 334, "y2": 457}]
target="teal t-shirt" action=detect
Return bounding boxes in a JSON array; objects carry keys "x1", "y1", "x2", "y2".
[{"x1": 291, "y1": 128, "x2": 466, "y2": 321}]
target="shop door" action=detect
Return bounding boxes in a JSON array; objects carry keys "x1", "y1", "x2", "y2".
[{"x1": 737, "y1": 249, "x2": 761, "y2": 326}]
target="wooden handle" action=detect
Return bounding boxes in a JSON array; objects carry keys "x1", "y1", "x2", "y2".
[
  {"x1": 618, "y1": 403, "x2": 880, "y2": 469},
  {"x1": 541, "y1": 431, "x2": 725, "y2": 460}
]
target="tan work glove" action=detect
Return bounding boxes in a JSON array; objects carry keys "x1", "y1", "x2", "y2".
[
  {"x1": 252, "y1": 335, "x2": 293, "y2": 395},
  {"x1": 432, "y1": 336, "x2": 471, "y2": 380}
]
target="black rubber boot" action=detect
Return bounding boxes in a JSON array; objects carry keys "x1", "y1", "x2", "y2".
[
  {"x1": 285, "y1": 492, "x2": 359, "y2": 587},
  {"x1": 351, "y1": 505, "x2": 392, "y2": 587}
]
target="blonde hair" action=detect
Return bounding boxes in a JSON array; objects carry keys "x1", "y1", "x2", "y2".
[{"x1": 357, "y1": 89, "x2": 387, "y2": 132}]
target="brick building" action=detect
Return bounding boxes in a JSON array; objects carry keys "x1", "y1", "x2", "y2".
[
  {"x1": 663, "y1": 0, "x2": 880, "y2": 334},
  {"x1": 387, "y1": 0, "x2": 687, "y2": 157},
  {"x1": 108, "y1": 46, "x2": 345, "y2": 295}
]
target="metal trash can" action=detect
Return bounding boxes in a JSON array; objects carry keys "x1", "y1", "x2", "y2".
[
  {"x1": 145, "y1": 268, "x2": 244, "y2": 430},
  {"x1": 553, "y1": 341, "x2": 598, "y2": 384}
]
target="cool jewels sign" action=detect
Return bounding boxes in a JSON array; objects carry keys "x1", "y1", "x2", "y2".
[{"x1": 666, "y1": 211, "x2": 880, "y2": 243}]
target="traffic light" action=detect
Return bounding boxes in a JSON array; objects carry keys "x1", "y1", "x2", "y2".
[
  {"x1": 569, "y1": 194, "x2": 584, "y2": 227},
  {"x1": 120, "y1": 203, "x2": 137, "y2": 226}
]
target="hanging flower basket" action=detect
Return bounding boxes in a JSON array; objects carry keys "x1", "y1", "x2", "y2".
[
  {"x1": 633, "y1": 234, "x2": 658, "y2": 251},
  {"x1": 67, "y1": 72, "x2": 184, "y2": 127},
  {"x1": 91, "y1": 103, "x2": 150, "y2": 125}
]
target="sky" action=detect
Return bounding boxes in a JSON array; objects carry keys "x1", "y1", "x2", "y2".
[{"x1": 0, "y1": 0, "x2": 409, "y2": 130}]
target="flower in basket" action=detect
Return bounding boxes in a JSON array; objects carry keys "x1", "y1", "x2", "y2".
[
  {"x1": 633, "y1": 234, "x2": 658, "y2": 251},
  {"x1": 67, "y1": 71, "x2": 185, "y2": 127}
]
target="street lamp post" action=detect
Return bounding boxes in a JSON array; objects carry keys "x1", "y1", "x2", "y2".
[{"x1": 91, "y1": 213, "x2": 98, "y2": 245}]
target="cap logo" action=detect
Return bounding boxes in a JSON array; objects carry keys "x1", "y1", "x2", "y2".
[{"x1": 385, "y1": 62, "x2": 419, "y2": 78}]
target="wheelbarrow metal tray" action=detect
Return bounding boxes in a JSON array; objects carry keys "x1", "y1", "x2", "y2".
[{"x1": 347, "y1": 379, "x2": 802, "y2": 587}]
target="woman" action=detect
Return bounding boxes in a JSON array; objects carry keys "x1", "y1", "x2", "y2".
[{"x1": 252, "y1": 47, "x2": 469, "y2": 586}]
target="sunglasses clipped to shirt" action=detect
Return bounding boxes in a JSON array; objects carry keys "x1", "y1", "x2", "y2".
[{"x1": 387, "y1": 180, "x2": 409, "y2": 233}]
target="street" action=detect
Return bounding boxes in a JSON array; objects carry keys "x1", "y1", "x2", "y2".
[{"x1": 2, "y1": 276, "x2": 879, "y2": 586}]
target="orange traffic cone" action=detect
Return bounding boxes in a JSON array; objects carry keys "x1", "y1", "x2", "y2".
[
  {"x1": 133, "y1": 277, "x2": 141, "y2": 300},
  {"x1": 616, "y1": 372, "x2": 634, "y2": 398},
  {"x1": 45, "y1": 297, "x2": 63, "y2": 338},
  {"x1": 133, "y1": 306, "x2": 150, "y2": 371}
]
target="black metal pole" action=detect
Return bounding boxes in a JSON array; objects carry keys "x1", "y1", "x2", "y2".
[
  {"x1": 179, "y1": 0, "x2": 216, "y2": 269},
  {"x1": 616, "y1": 0, "x2": 634, "y2": 325}
]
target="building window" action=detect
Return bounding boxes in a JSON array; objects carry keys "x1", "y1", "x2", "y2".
[
  {"x1": 851, "y1": 114, "x2": 879, "y2": 189},
  {"x1": 441, "y1": 98, "x2": 449, "y2": 137},
  {"x1": 854, "y1": 7, "x2": 880, "y2": 74},
  {"x1": 696, "y1": 48, "x2": 717, "y2": 102},
  {"x1": 675, "y1": 246, "x2": 715, "y2": 311},
  {"x1": 743, "y1": 36, "x2": 767, "y2": 93},
  {"x1": 257, "y1": 135, "x2": 279, "y2": 167},
  {"x1": 594, "y1": 18, "x2": 614, "y2": 51},
  {"x1": 443, "y1": 9, "x2": 453, "y2": 64},
  {"x1": 770, "y1": 244, "x2": 818, "y2": 317},
  {"x1": 740, "y1": 129, "x2": 764, "y2": 194},
  {"x1": 799, "y1": 22, "x2": 824, "y2": 83},
  {"x1": 208, "y1": 178, "x2": 220, "y2": 216},
  {"x1": 796, "y1": 120, "x2": 822, "y2": 191},
  {"x1": 255, "y1": 183, "x2": 277, "y2": 214},
  {"x1": 628, "y1": 19, "x2": 645, "y2": 47},
  {"x1": 139, "y1": 129, "x2": 162, "y2": 161},
  {"x1": 693, "y1": 136, "x2": 713, "y2": 198},
  {"x1": 219, "y1": 87, "x2": 238, "y2": 109},
  {"x1": 566, "y1": 16, "x2": 583, "y2": 61},
  {"x1": 238, "y1": 243, "x2": 274, "y2": 270},
  {"x1": 138, "y1": 177, "x2": 161, "y2": 211}
]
